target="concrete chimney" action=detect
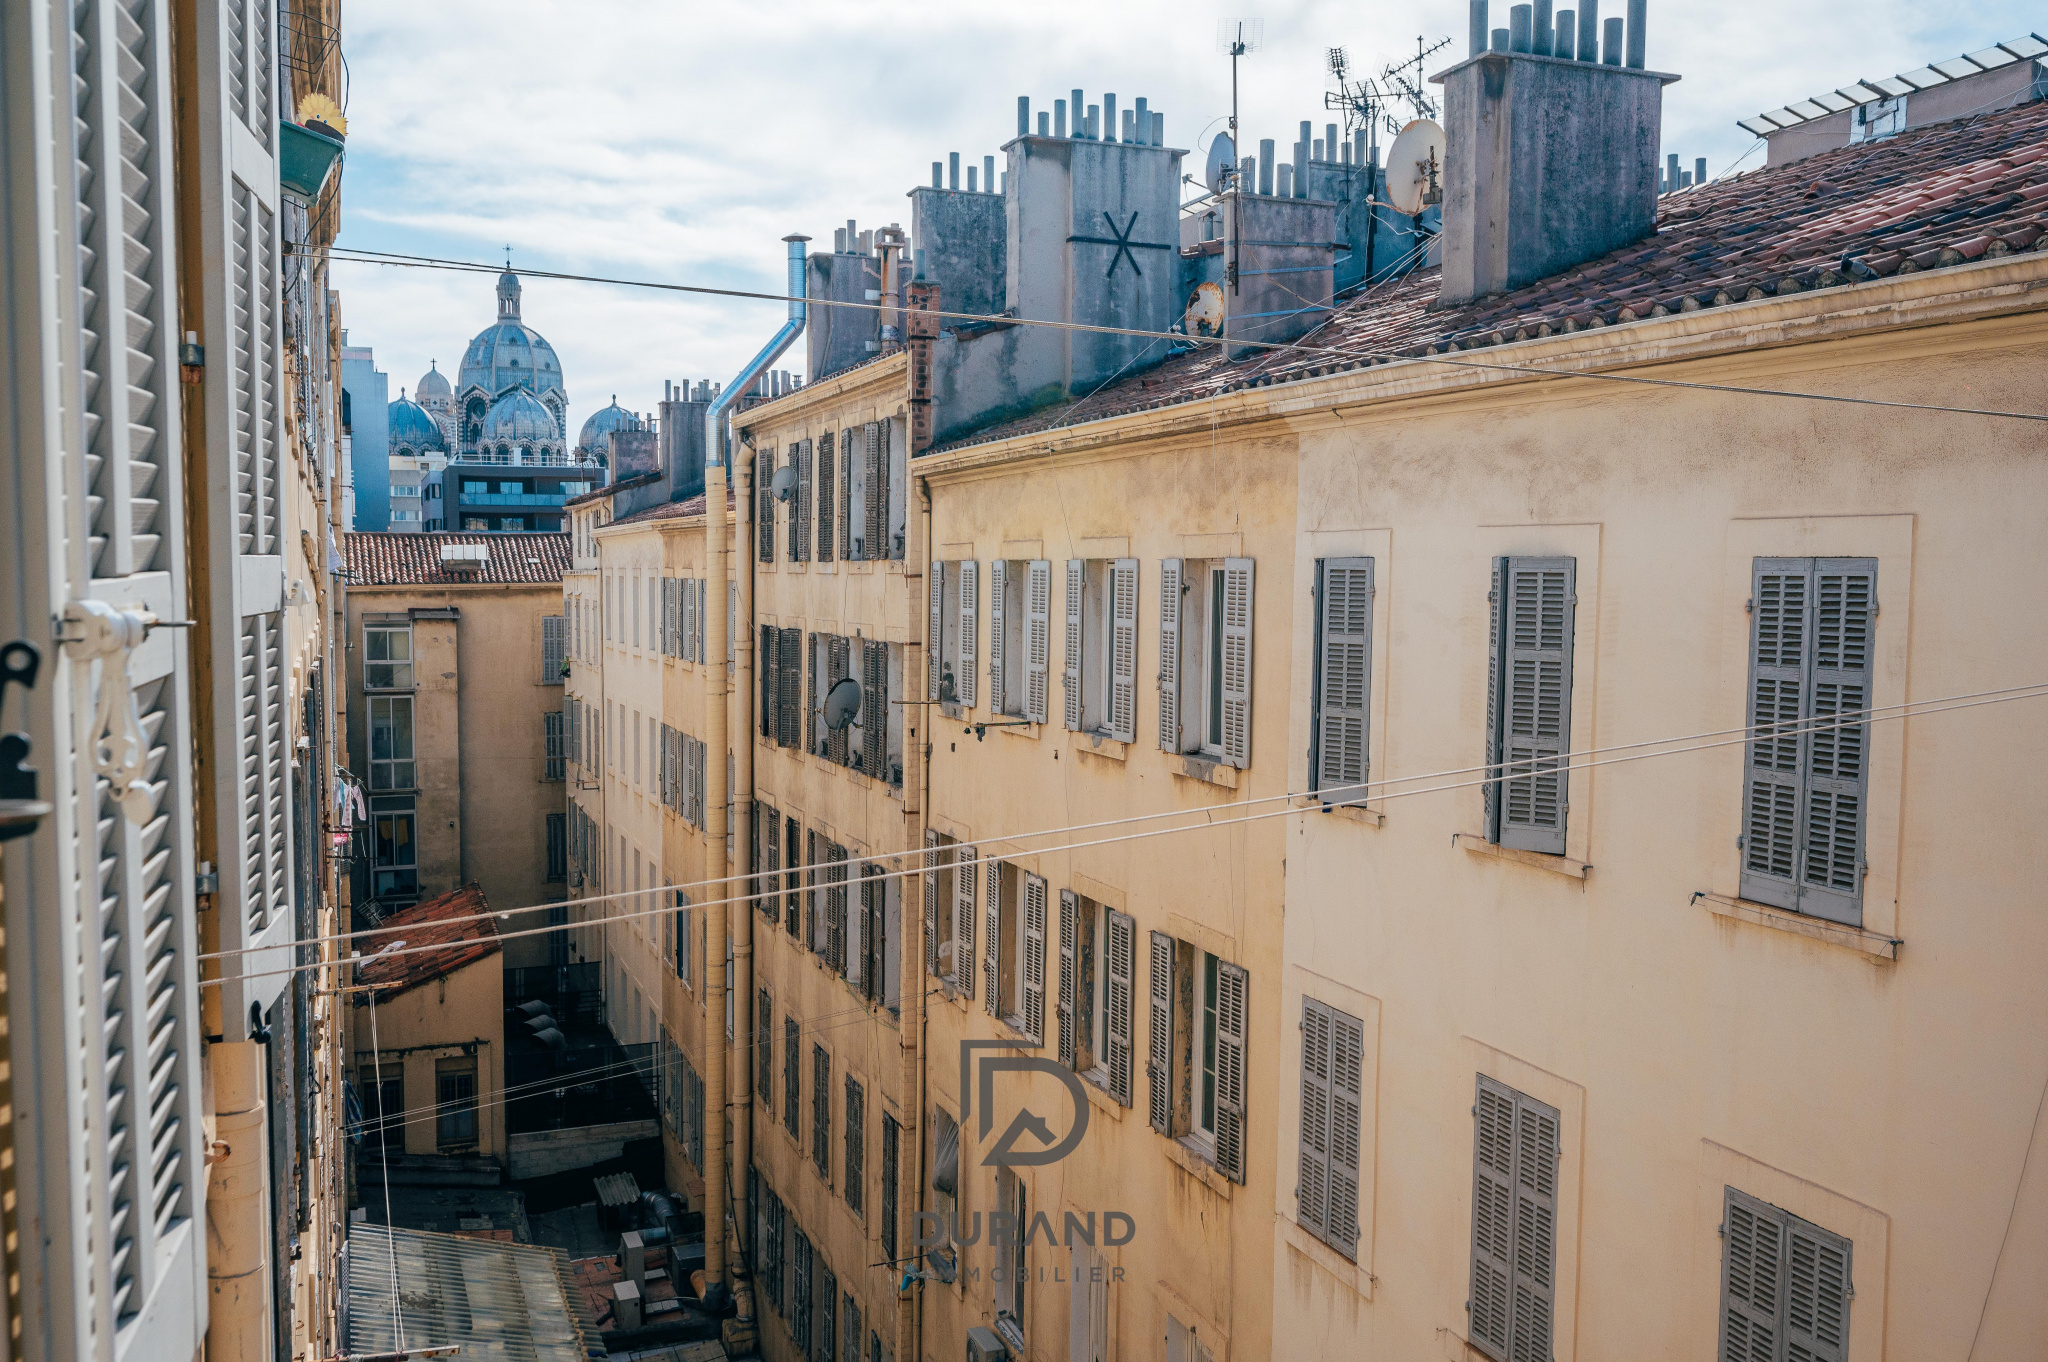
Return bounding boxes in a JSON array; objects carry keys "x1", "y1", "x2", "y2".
[{"x1": 1434, "y1": 0, "x2": 1675, "y2": 305}]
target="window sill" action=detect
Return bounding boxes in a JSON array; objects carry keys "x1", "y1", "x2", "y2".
[
  {"x1": 1278, "y1": 1215, "x2": 1373, "y2": 1301},
  {"x1": 1437, "y1": 1329, "x2": 1492, "y2": 1361},
  {"x1": 1075, "y1": 733, "x2": 1128, "y2": 762},
  {"x1": 1696, "y1": 891, "x2": 1900, "y2": 961},
  {"x1": 1453, "y1": 832, "x2": 1589, "y2": 880},
  {"x1": 996, "y1": 721, "x2": 1042, "y2": 741},
  {"x1": 1172, "y1": 754, "x2": 1239, "y2": 790},
  {"x1": 1163, "y1": 1135, "x2": 1233, "y2": 1200},
  {"x1": 1293, "y1": 795, "x2": 1384, "y2": 827},
  {"x1": 1078, "y1": 1071, "x2": 1126, "y2": 1123}
]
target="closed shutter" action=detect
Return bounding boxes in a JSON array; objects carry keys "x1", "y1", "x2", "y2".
[
  {"x1": 785, "y1": 443, "x2": 802, "y2": 563},
  {"x1": 758, "y1": 447, "x2": 775, "y2": 561},
  {"x1": 1057, "y1": 890, "x2": 1079, "y2": 1067},
  {"x1": 808, "y1": 633, "x2": 822, "y2": 757},
  {"x1": 786, "y1": 1017, "x2": 802, "y2": 1134},
  {"x1": 1147, "y1": 932, "x2": 1175, "y2": 1133},
  {"x1": 861, "y1": 865, "x2": 884, "y2": 1001},
  {"x1": 1298, "y1": 1000, "x2": 1333, "y2": 1240},
  {"x1": 928, "y1": 562, "x2": 945, "y2": 700},
  {"x1": 1328, "y1": 1007, "x2": 1364, "y2": 1256},
  {"x1": 954, "y1": 847, "x2": 977, "y2": 999},
  {"x1": 695, "y1": 737, "x2": 710, "y2": 829},
  {"x1": 678, "y1": 578, "x2": 692, "y2": 661},
  {"x1": 983, "y1": 858, "x2": 1002, "y2": 1016},
  {"x1": 813, "y1": 1045, "x2": 831, "y2": 1179},
  {"x1": 825, "y1": 635, "x2": 850, "y2": 764},
  {"x1": 817, "y1": 431, "x2": 836, "y2": 563},
  {"x1": 1027, "y1": 560, "x2": 1052, "y2": 724},
  {"x1": 1158, "y1": 559, "x2": 1183, "y2": 750},
  {"x1": 796, "y1": 438, "x2": 814, "y2": 561},
  {"x1": 1023, "y1": 873, "x2": 1049, "y2": 1044},
  {"x1": 818, "y1": 1263, "x2": 838, "y2": 1360},
  {"x1": 840, "y1": 429, "x2": 856, "y2": 560},
  {"x1": 1214, "y1": 962, "x2": 1248, "y2": 1183},
  {"x1": 197, "y1": 0, "x2": 294, "y2": 1040},
  {"x1": 958, "y1": 560, "x2": 978, "y2": 707},
  {"x1": 1064, "y1": 560, "x2": 1085, "y2": 731},
  {"x1": 1483, "y1": 559, "x2": 1508, "y2": 843},
  {"x1": 1110, "y1": 559, "x2": 1138, "y2": 742},
  {"x1": 1720, "y1": 1188, "x2": 1786, "y2": 1362},
  {"x1": 1469, "y1": 1076, "x2": 1558, "y2": 1362},
  {"x1": 1469, "y1": 1077, "x2": 1517, "y2": 1359},
  {"x1": 1220, "y1": 558, "x2": 1255, "y2": 767},
  {"x1": 1495, "y1": 558, "x2": 1575, "y2": 854},
  {"x1": 828, "y1": 843, "x2": 849, "y2": 975},
  {"x1": 762, "y1": 624, "x2": 779, "y2": 738},
  {"x1": 988, "y1": 560, "x2": 1007, "y2": 712},
  {"x1": 763, "y1": 805, "x2": 782, "y2": 920},
  {"x1": 1106, "y1": 912, "x2": 1136, "y2": 1107},
  {"x1": 844, "y1": 1077, "x2": 865, "y2": 1214},
  {"x1": 1742, "y1": 559, "x2": 1808, "y2": 910},
  {"x1": 881, "y1": 1114, "x2": 901, "y2": 1263},
  {"x1": 923, "y1": 831, "x2": 942, "y2": 976},
  {"x1": 1313, "y1": 559, "x2": 1373, "y2": 800},
  {"x1": 778, "y1": 628, "x2": 803, "y2": 748},
  {"x1": 1800, "y1": 561, "x2": 1875, "y2": 925},
  {"x1": 544, "y1": 614, "x2": 566, "y2": 679},
  {"x1": 861, "y1": 639, "x2": 888, "y2": 780},
  {"x1": 1784, "y1": 1209, "x2": 1852, "y2": 1362},
  {"x1": 792, "y1": 1230, "x2": 812, "y2": 1349},
  {"x1": 864, "y1": 421, "x2": 886, "y2": 560},
  {"x1": 659, "y1": 579, "x2": 672, "y2": 655}
]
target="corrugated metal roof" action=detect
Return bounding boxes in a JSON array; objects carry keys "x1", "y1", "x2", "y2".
[{"x1": 345, "y1": 1223, "x2": 606, "y2": 1361}]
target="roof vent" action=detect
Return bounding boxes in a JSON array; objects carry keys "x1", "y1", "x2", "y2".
[{"x1": 440, "y1": 543, "x2": 489, "y2": 574}]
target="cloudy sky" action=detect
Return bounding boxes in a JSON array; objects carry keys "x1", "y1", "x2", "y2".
[{"x1": 330, "y1": 0, "x2": 2041, "y2": 439}]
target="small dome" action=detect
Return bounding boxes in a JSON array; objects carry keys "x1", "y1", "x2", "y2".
[
  {"x1": 415, "y1": 362, "x2": 451, "y2": 400},
  {"x1": 482, "y1": 388, "x2": 559, "y2": 443},
  {"x1": 578, "y1": 397, "x2": 636, "y2": 452},
  {"x1": 388, "y1": 393, "x2": 447, "y2": 451}
]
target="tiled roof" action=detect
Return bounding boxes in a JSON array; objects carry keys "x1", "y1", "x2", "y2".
[
  {"x1": 565, "y1": 471, "x2": 658, "y2": 509},
  {"x1": 345, "y1": 531, "x2": 571, "y2": 586},
  {"x1": 355, "y1": 883, "x2": 501, "y2": 996},
  {"x1": 606, "y1": 488, "x2": 737, "y2": 526},
  {"x1": 938, "y1": 96, "x2": 2048, "y2": 450}
]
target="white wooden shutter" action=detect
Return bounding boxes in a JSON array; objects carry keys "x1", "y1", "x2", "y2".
[
  {"x1": 1064, "y1": 560, "x2": 1085, "y2": 731},
  {"x1": 197, "y1": 0, "x2": 294, "y2": 1039},
  {"x1": 1106, "y1": 912, "x2": 1136, "y2": 1107},
  {"x1": 1110, "y1": 559, "x2": 1138, "y2": 743},
  {"x1": 1026, "y1": 560, "x2": 1052, "y2": 724},
  {"x1": 958, "y1": 560, "x2": 978, "y2": 708},
  {"x1": 1146, "y1": 931, "x2": 1175, "y2": 1133},
  {"x1": 923, "y1": 831, "x2": 942, "y2": 976},
  {"x1": 1314, "y1": 559, "x2": 1373, "y2": 800},
  {"x1": 983, "y1": 857, "x2": 1002, "y2": 1016},
  {"x1": 1799, "y1": 561, "x2": 1874, "y2": 926},
  {"x1": 1158, "y1": 558, "x2": 1183, "y2": 751},
  {"x1": 658, "y1": 579, "x2": 671, "y2": 655},
  {"x1": 1720, "y1": 1188, "x2": 1786, "y2": 1362},
  {"x1": 1469, "y1": 1077, "x2": 1518, "y2": 1360},
  {"x1": 1483, "y1": 558, "x2": 1508, "y2": 843},
  {"x1": 987, "y1": 560, "x2": 1007, "y2": 712},
  {"x1": 1219, "y1": 558, "x2": 1254, "y2": 767},
  {"x1": 1215, "y1": 961, "x2": 1248, "y2": 1183},
  {"x1": 757, "y1": 447, "x2": 774, "y2": 561},
  {"x1": 1298, "y1": 1000, "x2": 1333, "y2": 1240},
  {"x1": 1784, "y1": 1209, "x2": 1852, "y2": 1362},
  {"x1": 544, "y1": 614, "x2": 566, "y2": 679},
  {"x1": 928, "y1": 563, "x2": 945, "y2": 700},
  {"x1": 954, "y1": 847, "x2": 977, "y2": 999},
  {"x1": 1057, "y1": 890, "x2": 1079, "y2": 1067},
  {"x1": 864, "y1": 421, "x2": 886, "y2": 560},
  {"x1": 1023, "y1": 873, "x2": 1048, "y2": 1044},
  {"x1": 678, "y1": 578, "x2": 692, "y2": 662},
  {"x1": 816, "y1": 430, "x2": 835, "y2": 563},
  {"x1": 1497, "y1": 557, "x2": 1574, "y2": 855}
]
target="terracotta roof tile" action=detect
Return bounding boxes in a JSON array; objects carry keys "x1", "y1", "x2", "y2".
[
  {"x1": 355, "y1": 883, "x2": 501, "y2": 995},
  {"x1": 605, "y1": 488, "x2": 736, "y2": 526},
  {"x1": 345, "y1": 532, "x2": 571, "y2": 587},
  {"x1": 935, "y1": 97, "x2": 2048, "y2": 451}
]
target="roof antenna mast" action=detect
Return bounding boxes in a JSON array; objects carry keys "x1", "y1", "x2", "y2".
[{"x1": 1218, "y1": 18, "x2": 1262, "y2": 294}]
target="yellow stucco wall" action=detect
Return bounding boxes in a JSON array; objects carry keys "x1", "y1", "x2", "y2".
[{"x1": 349, "y1": 954, "x2": 505, "y2": 1160}]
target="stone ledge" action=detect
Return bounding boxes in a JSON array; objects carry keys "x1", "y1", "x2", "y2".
[
  {"x1": 1162, "y1": 1135, "x2": 1233, "y2": 1200},
  {"x1": 1696, "y1": 892, "x2": 1901, "y2": 961},
  {"x1": 1077, "y1": 1072, "x2": 1126, "y2": 1123},
  {"x1": 1172, "y1": 755, "x2": 1239, "y2": 790},
  {"x1": 1294, "y1": 794, "x2": 1384, "y2": 827},
  {"x1": 1453, "y1": 832, "x2": 1590, "y2": 880},
  {"x1": 1076, "y1": 735, "x2": 1129, "y2": 763},
  {"x1": 1277, "y1": 1215, "x2": 1373, "y2": 1301}
]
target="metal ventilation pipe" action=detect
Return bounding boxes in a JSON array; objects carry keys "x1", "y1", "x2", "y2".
[{"x1": 704, "y1": 235, "x2": 808, "y2": 475}]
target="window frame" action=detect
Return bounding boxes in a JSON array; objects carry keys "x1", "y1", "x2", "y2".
[
  {"x1": 368, "y1": 693, "x2": 417, "y2": 792},
  {"x1": 370, "y1": 794, "x2": 419, "y2": 901},
  {"x1": 435, "y1": 1059, "x2": 480, "y2": 1151},
  {"x1": 363, "y1": 620, "x2": 415, "y2": 691}
]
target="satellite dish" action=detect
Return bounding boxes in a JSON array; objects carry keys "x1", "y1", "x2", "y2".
[
  {"x1": 771, "y1": 465, "x2": 797, "y2": 502},
  {"x1": 1205, "y1": 132, "x2": 1237, "y2": 194},
  {"x1": 1384, "y1": 118, "x2": 1445, "y2": 217},
  {"x1": 825, "y1": 676, "x2": 863, "y2": 732},
  {"x1": 1185, "y1": 282, "x2": 1225, "y2": 338}
]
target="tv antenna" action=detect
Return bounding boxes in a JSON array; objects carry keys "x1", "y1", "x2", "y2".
[
  {"x1": 1378, "y1": 34, "x2": 1452, "y2": 136},
  {"x1": 1218, "y1": 19, "x2": 1262, "y2": 294}
]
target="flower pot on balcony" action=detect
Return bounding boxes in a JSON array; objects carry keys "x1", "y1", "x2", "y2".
[{"x1": 278, "y1": 120, "x2": 345, "y2": 204}]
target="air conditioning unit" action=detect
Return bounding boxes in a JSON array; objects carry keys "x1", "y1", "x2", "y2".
[{"x1": 965, "y1": 1326, "x2": 1006, "y2": 1362}]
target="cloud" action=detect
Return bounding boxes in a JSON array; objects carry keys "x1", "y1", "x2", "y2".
[{"x1": 332, "y1": 0, "x2": 2043, "y2": 433}]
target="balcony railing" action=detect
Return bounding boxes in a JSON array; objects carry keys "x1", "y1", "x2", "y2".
[
  {"x1": 457, "y1": 492, "x2": 570, "y2": 507},
  {"x1": 453, "y1": 450, "x2": 601, "y2": 469}
]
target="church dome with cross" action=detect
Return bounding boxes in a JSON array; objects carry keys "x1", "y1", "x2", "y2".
[{"x1": 452, "y1": 264, "x2": 569, "y2": 453}]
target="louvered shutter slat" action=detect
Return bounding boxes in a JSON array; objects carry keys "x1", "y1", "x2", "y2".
[
  {"x1": 760, "y1": 624, "x2": 778, "y2": 738},
  {"x1": 983, "y1": 858, "x2": 1001, "y2": 1016},
  {"x1": 1508, "y1": 1094, "x2": 1559, "y2": 1362},
  {"x1": 862, "y1": 639, "x2": 888, "y2": 780},
  {"x1": 785, "y1": 444, "x2": 802, "y2": 563},
  {"x1": 824, "y1": 635, "x2": 849, "y2": 765},
  {"x1": 1314, "y1": 559, "x2": 1373, "y2": 800},
  {"x1": 1064, "y1": 560, "x2": 1085, "y2": 731},
  {"x1": 864, "y1": 421, "x2": 886, "y2": 560},
  {"x1": 1057, "y1": 890, "x2": 1079, "y2": 1067},
  {"x1": 1110, "y1": 559, "x2": 1138, "y2": 743},
  {"x1": 1741, "y1": 559, "x2": 1809, "y2": 910},
  {"x1": 954, "y1": 848, "x2": 977, "y2": 998},
  {"x1": 1023, "y1": 874, "x2": 1048, "y2": 1045},
  {"x1": 958, "y1": 560, "x2": 978, "y2": 708},
  {"x1": 988, "y1": 560, "x2": 1007, "y2": 713},
  {"x1": 1215, "y1": 961, "x2": 1248, "y2": 1183},
  {"x1": 1470, "y1": 1078, "x2": 1518, "y2": 1360},
  {"x1": 1498, "y1": 558, "x2": 1574, "y2": 854},
  {"x1": 840, "y1": 429, "x2": 856, "y2": 561},
  {"x1": 1298, "y1": 1000, "x2": 1333, "y2": 1239},
  {"x1": 1328, "y1": 1007, "x2": 1365, "y2": 1256},
  {"x1": 1220, "y1": 559, "x2": 1254, "y2": 767},
  {"x1": 1146, "y1": 932, "x2": 1174, "y2": 1133},
  {"x1": 816, "y1": 431, "x2": 835, "y2": 563},
  {"x1": 1785, "y1": 1214, "x2": 1852, "y2": 1362},
  {"x1": 779, "y1": 628, "x2": 802, "y2": 749},
  {"x1": 923, "y1": 831, "x2": 942, "y2": 976},
  {"x1": 1158, "y1": 559, "x2": 1182, "y2": 750},
  {"x1": 1026, "y1": 560, "x2": 1052, "y2": 724},
  {"x1": 1800, "y1": 560, "x2": 1875, "y2": 925},
  {"x1": 1720, "y1": 1189, "x2": 1786, "y2": 1362},
  {"x1": 1106, "y1": 912, "x2": 1136, "y2": 1107},
  {"x1": 928, "y1": 564, "x2": 945, "y2": 701},
  {"x1": 808, "y1": 633, "x2": 822, "y2": 758},
  {"x1": 757, "y1": 448, "x2": 774, "y2": 560}
]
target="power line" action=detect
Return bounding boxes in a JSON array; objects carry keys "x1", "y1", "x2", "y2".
[
  {"x1": 205, "y1": 682, "x2": 2048, "y2": 988},
  {"x1": 326, "y1": 246, "x2": 2048, "y2": 425}
]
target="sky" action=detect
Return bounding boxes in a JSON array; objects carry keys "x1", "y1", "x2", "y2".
[{"x1": 329, "y1": 0, "x2": 2044, "y2": 442}]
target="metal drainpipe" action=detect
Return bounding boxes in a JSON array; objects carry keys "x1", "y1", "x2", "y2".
[
  {"x1": 206, "y1": 1030, "x2": 274, "y2": 1360},
  {"x1": 701, "y1": 234, "x2": 807, "y2": 1314}
]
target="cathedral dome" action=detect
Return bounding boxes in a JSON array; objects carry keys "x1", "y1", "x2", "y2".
[
  {"x1": 481, "y1": 388, "x2": 559, "y2": 443},
  {"x1": 415, "y1": 362, "x2": 451, "y2": 401},
  {"x1": 578, "y1": 397, "x2": 636, "y2": 452},
  {"x1": 456, "y1": 269, "x2": 565, "y2": 400},
  {"x1": 387, "y1": 392, "x2": 446, "y2": 451}
]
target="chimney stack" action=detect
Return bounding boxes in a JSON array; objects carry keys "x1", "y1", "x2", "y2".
[{"x1": 1435, "y1": 0, "x2": 1675, "y2": 305}]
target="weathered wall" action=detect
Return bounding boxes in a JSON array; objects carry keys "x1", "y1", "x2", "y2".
[
  {"x1": 1222, "y1": 194, "x2": 1335, "y2": 356},
  {"x1": 807, "y1": 252, "x2": 884, "y2": 382},
  {"x1": 351, "y1": 953, "x2": 505, "y2": 1159},
  {"x1": 910, "y1": 186, "x2": 1006, "y2": 326},
  {"x1": 508, "y1": 1119, "x2": 661, "y2": 1180}
]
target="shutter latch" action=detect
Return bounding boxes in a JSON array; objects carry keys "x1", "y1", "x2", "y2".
[{"x1": 61, "y1": 601, "x2": 155, "y2": 825}]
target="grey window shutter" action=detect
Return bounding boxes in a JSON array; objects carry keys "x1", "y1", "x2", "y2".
[
  {"x1": 864, "y1": 421, "x2": 886, "y2": 560},
  {"x1": 1328, "y1": 1006, "x2": 1365, "y2": 1256},
  {"x1": 785, "y1": 443, "x2": 802, "y2": 563},
  {"x1": 1508, "y1": 1087, "x2": 1559, "y2": 1362},
  {"x1": 1741, "y1": 559, "x2": 1810, "y2": 911},
  {"x1": 808, "y1": 633, "x2": 823, "y2": 757},
  {"x1": 813, "y1": 1045, "x2": 831, "y2": 1179},
  {"x1": 680, "y1": 578, "x2": 692, "y2": 662},
  {"x1": 954, "y1": 847, "x2": 978, "y2": 999},
  {"x1": 781, "y1": 628, "x2": 804, "y2": 749},
  {"x1": 863, "y1": 864, "x2": 885, "y2": 1000},
  {"x1": 1158, "y1": 559, "x2": 1183, "y2": 751},
  {"x1": 1146, "y1": 931, "x2": 1175, "y2": 1134},
  {"x1": 759, "y1": 989, "x2": 775, "y2": 1111},
  {"x1": 829, "y1": 843, "x2": 849, "y2": 975},
  {"x1": 1023, "y1": 873, "x2": 1049, "y2": 1045},
  {"x1": 929, "y1": 563, "x2": 945, "y2": 700},
  {"x1": 817, "y1": 431, "x2": 836, "y2": 563},
  {"x1": 1800, "y1": 560, "x2": 1875, "y2": 926},
  {"x1": 544, "y1": 614, "x2": 566, "y2": 679},
  {"x1": 1469, "y1": 1076, "x2": 1518, "y2": 1360},
  {"x1": 1057, "y1": 889, "x2": 1080, "y2": 1067},
  {"x1": 841, "y1": 429, "x2": 856, "y2": 561},
  {"x1": 786, "y1": 1017, "x2": 802, "y2": 1134},
  {"x1": 861, "y1": 639, "x2": 888, "y2": 780},
  {"x1": 761, "y1": 624, "x2": 777, "y2": 738},
  {"x1": 1720, "y1": 1187, "x2": 1787, "y2": 1362},
  {"x1": 1483, "y1": 558, "x2": 1508, "y2": 843},
  {"x1": 757, "y1": 446, "x2": 775, "y2": 561},
  {"x1": 1313, "y1": 559, "x2": 1373, "y2": 800},
  {"x1": 1220, "y1": 558, "x2": 1255, "y2": 768},
  {"x1": 1470, "y1": 1075, "x2": 1559, "y2": 1362},
  {"x1": 799, "y1": 438, "x2": 815, "y2": 561},
  {"x1": 923, "y1": 831, "x2": 942, "y2": 976},
  {"x1": 983, "y1": 858, "x2": 1002, "y2": 1017},
  {"x1": 1107, "y1": 912, "x2": 1136, "y2": 1107},
  {"x1": 1110, "y1": 559, "x2": 1139, "y2": 742},
  {"x1": 1497, "y1": 557, "x2": 1575, "y2": 854},
  {"x1": 825, "y1": 635, "x2": 850, "y2": 765},
  {"x1": 819, "y1": 1263, "x2": 838, "y2": 1359},
  {"x1": 1026, "y1": 560, "x2": 1052, "y2": 724},
  {"x1": 1784, "y1": 1210, "x2": 1852, "y2": 1362},
  {"x1": 958, "y1": 560, "x2": 979, "y2": 707},
  {"x1": 988, "y1": 559, "x2": 1008, "y2": 712},
  {"x1": 1215, "y1": 961, "x2": 1248, "y2": 1183},
  {"x1": 792, "y1": 1230, "x2": 812, "y2": 1348},
  {"x1": 1064, "y1": 560, "x2": 1085, "y2": 731},
  {"x1": 1298, "y1": 999, "x2": 1333, "y2": 1241}
]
